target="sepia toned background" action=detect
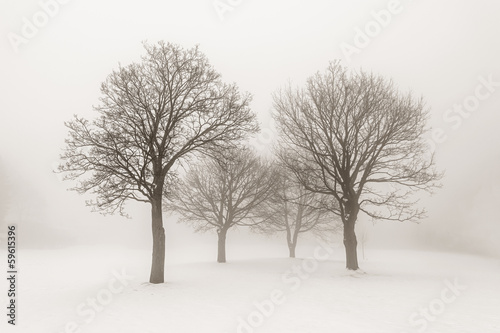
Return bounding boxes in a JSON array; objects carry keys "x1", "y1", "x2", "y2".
[{"x1": 0, "y1": 1, "x2": 499, "y2": 332}]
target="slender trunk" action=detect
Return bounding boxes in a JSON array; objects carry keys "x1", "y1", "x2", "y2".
[
  {"x1": 288, "y1": 200, "x2": 303, "y2": 258},
  {"x1": 286, "y1": 226, "x2": 296, "y2": 258},
  {"x1": 150, "y1": 196, "x2": 165, "y2": 284},
  {"x1": 288, "y1": 243, "x2": 296, "y2": 258},
  {"x1": 217, "y1": 228, "x2": 227, "y2": 263},
  {"x1": 289, "y1": 227, "x2": 300, "y2": 258},
  {"x1": 343, "y1": 219, "x2": 359, "y2": 270}
]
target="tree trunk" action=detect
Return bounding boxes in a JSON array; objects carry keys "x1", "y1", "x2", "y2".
[
  {"x1": 286, "y1": 226, "x2": 297, "y2": 258},
  {"x1": 217, "y1": 229, "x2": 227, "y2": 263},
  {"x1": 288, "y1": 243, "x2": 296, "y2": 258},
  {"x1": 343, "y1": 220, "x2": 359, "y2": 270},
  {"x1": 288, "y1": 227, "x2": 300, "y2": 258},
  {"x1": 150, "y1": 198, "x2": 165, "y2": 284}
]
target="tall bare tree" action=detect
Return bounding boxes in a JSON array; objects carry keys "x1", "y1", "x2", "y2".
[
  {"x1": 59, "y1": 42, "x2": 258, "y2": 283},
  {"x1": 255, "y1": 164, "x2": 339, "y2": 258},
  {"x1": 273, "y1": 61, "x2": 441, "y2": 270},
  {"x1": 167, "y1": 148, "x2": 277, "y2": 263}
]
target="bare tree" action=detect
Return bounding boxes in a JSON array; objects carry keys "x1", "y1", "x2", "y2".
[
  {"x1": 273, "y1": 61, "x2": 441, "y2": 270},
  {"x1": 59, "y1": 42, "x2": 258, "y2": 283},
  {"x1": 166, "y1": 148, "x2": 277, "y2": 263},
  {"x1": 255, "y1": 163, "x2": 339, "y2": 258}
]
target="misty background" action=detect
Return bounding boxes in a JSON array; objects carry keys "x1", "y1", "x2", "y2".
[{"x1": 0, "y1": 0, "x2": 499, "y2": 259}]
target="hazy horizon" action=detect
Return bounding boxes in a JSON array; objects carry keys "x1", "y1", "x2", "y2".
[{"x1": 1, "y1": 0, "x2": 499, "y2": 259}]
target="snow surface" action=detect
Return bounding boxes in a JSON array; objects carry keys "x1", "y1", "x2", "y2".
[{"x1": 1, "y1": 243, "x2": 499, "y2": 333}]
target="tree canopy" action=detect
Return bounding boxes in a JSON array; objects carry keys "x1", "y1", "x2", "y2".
[
  {"x1": 273, "y1": 61, "x2": 442, "y2": 269},
  {"x1": 167, "y1": 147, "x2": 277, "y2": 262}
]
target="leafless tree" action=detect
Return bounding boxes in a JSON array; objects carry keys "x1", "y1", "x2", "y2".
[
  {"x1": 166, "y1": 148, "x2": 277, "y2": 263},
  {"x1": 59, "y1": 42, "x2": 258, "y2": 283},
  {"x1": 254, "y1": 162, "x2": 340, "y2": 258},
  {"x1": 273, "y1": 61, "x2": 442, "y2": 270}
]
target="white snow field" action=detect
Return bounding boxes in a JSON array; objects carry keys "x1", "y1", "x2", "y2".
[{"x1": 1, "y1": 243, "x2": 499, "y2": 333}]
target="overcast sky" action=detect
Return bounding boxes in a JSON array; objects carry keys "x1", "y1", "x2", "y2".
[{"x1": 1, "y1": 0, "x2": 499, "y2": 256}]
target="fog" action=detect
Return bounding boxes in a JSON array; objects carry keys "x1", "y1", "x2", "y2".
[{"x1": 1, "y1": 0, "x2": 499, "y2": 258}]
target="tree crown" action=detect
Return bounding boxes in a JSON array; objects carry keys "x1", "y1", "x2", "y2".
[
  {"x1": 274, "y1": 61, "x2": 442, "y2": 223},
  {"x1": 60, "y1": 41, "x2": 258, "y2": 215}
]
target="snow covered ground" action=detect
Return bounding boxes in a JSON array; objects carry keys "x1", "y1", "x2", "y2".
[{"x1": 1, "y1": 242, "x2": 499, "y2": 333}]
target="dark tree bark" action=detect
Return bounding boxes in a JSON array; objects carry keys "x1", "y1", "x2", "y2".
[
  {"x1": 150, "y1": 197, "x2": 166, "y2": 283},
  {"x1": 343, "y1": 220, "x2": 359, "y2": 270},
  {"x1": 342, "y1": 203, "x2": 360, "y2": 270}
]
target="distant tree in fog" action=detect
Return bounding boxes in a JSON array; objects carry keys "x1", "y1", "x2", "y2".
[
  {"x1": 166, "y1": 148, "x2": 276, "y2": 263},
  {"x1": 254, "y1": 162, "x2": 340, "y2": 258},
  {"x1": 59, "y1": 41, "x2": 258, "y2": 283},
  {"x1": 273, "y1": 61, "x2": 442, "y2": 270}
]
